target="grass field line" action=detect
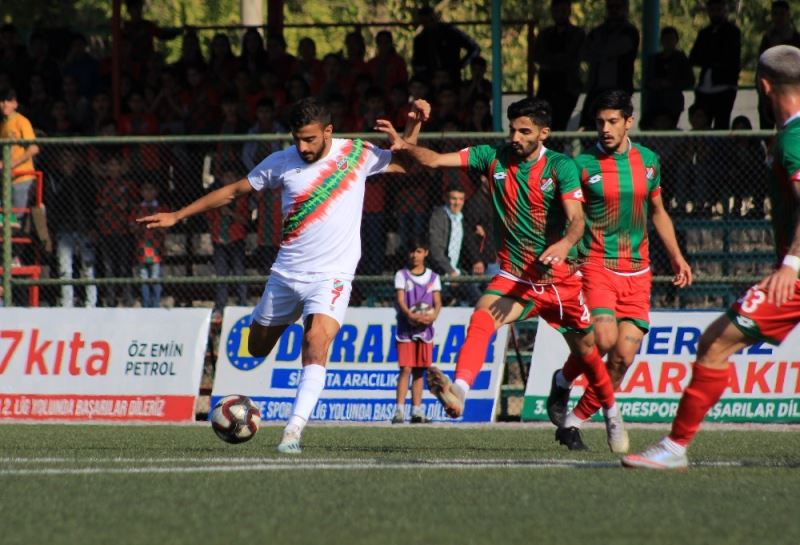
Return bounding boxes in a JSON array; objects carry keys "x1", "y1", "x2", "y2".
[{"x1": 1, "y1": 457, "x2": 798, "y2": 476}]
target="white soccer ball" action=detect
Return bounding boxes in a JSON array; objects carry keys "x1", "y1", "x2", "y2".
[{"x1": 210, "y1": 395, "x2": 261, "y2": 444}]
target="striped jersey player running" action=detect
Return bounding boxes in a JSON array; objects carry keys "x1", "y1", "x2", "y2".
[
  {"x1": 624, "y1": 45, "x2": 800, "y2": 469},
  {"x1": 547, "y1": 90, "x2": 692, "y2": 452},
  {"x1": 138, "y1": 97, "x2": 430, "y2": 454},
  {"x1": 377, "y1": 97, "x2": 627, "y2": 452}
]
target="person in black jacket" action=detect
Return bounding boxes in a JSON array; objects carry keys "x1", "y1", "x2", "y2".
[
  {"x1": 642, "y1": 27, "x2": 694, "y2": 129},
  {"x1": 411, "y1": 6, "x2": 480, "y2": 87},
  {"x1": 428, "y1": 181, "x2": 482, "y2": 305},
  {"x1": 578, "y1": 0, "x2": 639, "y2": 129},
  {"x1": 689, "y1": 0, "x2": 741, "y2": 130}
]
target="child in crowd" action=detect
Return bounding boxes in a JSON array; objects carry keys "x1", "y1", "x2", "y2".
[
  {"x1": 392, "y1": 238, "x2": 442, "y2": 424},
  {"x1": 130, "y1": 180, "x2": 168, "y2": 307},
  {"x1": 205, "y1": 168, "x2": 250, "y2": 319}
]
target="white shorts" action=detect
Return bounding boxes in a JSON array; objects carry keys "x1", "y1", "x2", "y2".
[{"x1": 251, "y1": 272, "x2": 353, "y2": 327}]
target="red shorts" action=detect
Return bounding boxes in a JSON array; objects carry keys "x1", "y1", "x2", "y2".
[
  {"x1": 396, "y1": 340, "x2": 433, "y2": 368},
  {"x1": 484, "y1": 272, "x2": 592, "y2": 333},
  {"x1": 581, "y1": 261, "x2": 651, "y2": 331},
  {"x1": 727, "y1": 281, "x2": 800, "y2": 344}
]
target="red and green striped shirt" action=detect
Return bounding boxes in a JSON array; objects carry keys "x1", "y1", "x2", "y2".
[
  {"x1": 460, "y1": 144, "x2": 584, "y2": 284},
  {"x1": 576, "y1": 141, "x2": 662, "y2": 273},
  {"x1": 769, "y1": 115, "x2": 800, "y2": 264}
]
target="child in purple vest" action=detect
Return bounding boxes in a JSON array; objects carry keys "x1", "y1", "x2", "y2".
[{"x1": 392, "y1": 238, "x2": 442, "y2": 424}]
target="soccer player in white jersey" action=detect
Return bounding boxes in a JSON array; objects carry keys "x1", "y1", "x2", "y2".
[{"x1": 138, "y1": 97, "x2": 430, "y2": 453}]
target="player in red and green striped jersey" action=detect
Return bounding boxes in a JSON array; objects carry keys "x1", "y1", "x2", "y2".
[
  {"x1": 548, "y1": 90, "x2": 693, "y2": 452},
  {"x1": 624, "y1": 45, "x2": 800, "y2": 470},
  {"x1": 377, "y1": 97, "x2": 626, "y2": 450}
]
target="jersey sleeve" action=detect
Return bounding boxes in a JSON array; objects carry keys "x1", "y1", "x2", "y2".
[
  {"x1": 247, "y1": 150, "x2": 285, "y2": 191},
  {"x1": 394, "y1": 270, "x2": 405, "y2": 290},
  {"x1": 362, "y1": 140, "x2": 393, "y2": 176},
  {"x1": 462, "y1": 144, "x2": 497, "y2": 175},
  {"x1": 555, "y1": 156, "x2": 584, "y2": 202},
  {"x1": 431, "y1": 272, "x2": 442, "y2": 292},
  {"x1": 647, "y1": 154, "x2": 662, "y2": 198}
]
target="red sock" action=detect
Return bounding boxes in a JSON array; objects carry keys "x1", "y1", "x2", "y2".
[
  {"x1": 573, "y1": 384, "x2": 602, "y2": 421},
  {"x1": 669, "y1": 363, "x2": 731, "y2": 447},
  {"x1": 575, "y1": 346, "x2": 615, "y2": 409},
  {"x1": 561, "y1": 353, "x2": 583, "y2": 383},
  {"x1": 454, "y1": 309, "x2": 496, "y2": 387}
]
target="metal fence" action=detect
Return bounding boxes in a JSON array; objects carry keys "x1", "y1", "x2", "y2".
[{"x1": 1, "y1": 130, "x2": 778, "y2": 311}]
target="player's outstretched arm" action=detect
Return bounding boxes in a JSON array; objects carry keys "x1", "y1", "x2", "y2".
[
  {"x1": 540, "y1": 199, "x2": 584, "y2": 265},
  {"x1": 137, "y1": 178, "x2": 253, "y2": 229},
  {"x1": 650, "y1": 193, "x2": 693, "y2": 287},
  {"x1": 375, "y1": 120, "x2": 463, "y2": 169},
  {"x1": 402, "y1": 99, "x2": 431, "y2": 145}
]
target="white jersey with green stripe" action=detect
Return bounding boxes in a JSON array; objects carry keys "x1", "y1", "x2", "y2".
[{"x1": 247, "y1": 138, "x2": 392, "y2": 280}]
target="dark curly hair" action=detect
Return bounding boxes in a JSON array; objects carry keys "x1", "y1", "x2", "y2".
[{"x1": 288, "y1": 97, "x2": 332, "y2": 131}]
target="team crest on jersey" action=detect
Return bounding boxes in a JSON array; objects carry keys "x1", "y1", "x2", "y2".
[
  {"x1": 337, "y1": 158, "x2": 349, "y2": 171},
  {"x1": 736, "y1": 315, "x2": 755, "y2": 329},
  {"x1": 645, "y1": 167, "x2": 655, "y2": 180},
  {"x1": 588, "y1": 174, "x2": 602, "y2": 185},
  {"x1": 572, "y1": 189, "x2": 584, "y2": 199},
  {"x1": 493, "y1": 171, "x2": 506, "y2": 180},
  {"x1": 540, "y1": 177, "x2": 554, "y2": 192}
]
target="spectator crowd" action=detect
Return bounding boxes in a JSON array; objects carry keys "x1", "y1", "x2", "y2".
[{"x1": 0, "y1": 0, "x2": 797, "y2": 309}]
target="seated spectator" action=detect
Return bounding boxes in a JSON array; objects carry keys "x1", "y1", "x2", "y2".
[
  {"x1": 183, "y1": 64, "x2": 220, "y2": 134},
  {"x1": 343, "y1": 30, "x2": 369, "y2": 80},
  {"x1": 463, "y1": 174, "x2": 499, "y2": 278},
  {"x1": 266, "y1": 34, "x2": 297, "y2": 80},
  {"x1": 352, "y1": 86, "x2": 386, "y2": 132},
  {"x1": 207, "y1": 33, "x2": 239, "y2": 94},
  {"x1": 85, "y1": 91, "x2": 113, "y2": 135},
  {"x1": 251, "y1": 69, "x2": 287, "y2": 115},
  {"x1": 171, "y1": 29, "x2": 207, "y2": 82},
  {"x1": 326, "y1": 92, "x2": 357, "y2": 132},
  {"x1": 149, "y1": 69, "x2": 187, "y2": 135},
  {"x1": 45, "y1": 99, "x2": 77, "y2": 136},
  {"x1": 241, "y1": 98, "x2": 287, "y2": 171},
  {"x1": 459, "y1": 56, "x2": 492, "y2": 108},
  {"x1": 286, "y1": 74, "x2": 311, "y2": 105},
  {"x1": 428, "y1": 182, "x2": 482, "y2": 306},
  {"x1": 427, "y1": 85, "x2": 460, "y2": 131},
  {"x1": 318, "y1": 53, "x2": 353, "y2": 103},
  {"x1": 239, "y1": 28, "x2": 268, "y2": 79},
  {"x1": 367, "y1": 30, "x2": 408, "y2": 97},
  {"x1": 293, "y1": 37, "x2": 324, "y2": 94},
  {"x1": 642, "y1": 26, "x2": 694, "y2": 130},
  {"x1": 462, "y1": 94, "x2": 493, "y2": 132}
]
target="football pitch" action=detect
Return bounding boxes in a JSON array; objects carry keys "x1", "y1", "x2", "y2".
[{"x1": 1, "y1": 423, "x2": 798, "y2": 545}]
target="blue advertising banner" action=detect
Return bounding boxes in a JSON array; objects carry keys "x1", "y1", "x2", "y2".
[{"x1": 211, "y1": 307, "x2": 508, "y2": 422}]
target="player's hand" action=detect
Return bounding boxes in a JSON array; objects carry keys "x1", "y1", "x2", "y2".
[
  {"x1": 670, "y1": 255, "x2": 693, "y2": 287},
  {"x1": 374, "y1": 119, "x2": 408, "y2": 151},
  {"x1": 539, "y1": 240, "x2": 570, "y2": 266},
  {"x1": 136, "y1": 212, "x2": 178, "y2": 229},
  {"x1": 758, "y1": 265, "x2": 797, "y2": 306},
  {"x1": 409, "y1": 99, "x2": 431, "y2": 122}
]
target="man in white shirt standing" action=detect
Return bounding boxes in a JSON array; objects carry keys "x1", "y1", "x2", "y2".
[{"x1": 138, "y1": 97, "x2": 430, "y2": 453}]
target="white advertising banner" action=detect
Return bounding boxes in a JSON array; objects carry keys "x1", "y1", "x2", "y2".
[
  {"x1": 211, "y1": 306, "x2": 509, "y2": 422},
  {"x1": 0, "y1": 308, "x2": 211, "y2": 421},
  {"x1": 522, "y1": 311, "x2": 800, "y2": 423}
]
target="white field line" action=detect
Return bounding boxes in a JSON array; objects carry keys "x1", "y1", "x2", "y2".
[{"x1": 0, "y1": 457, "x2": 794, "y2": 476}]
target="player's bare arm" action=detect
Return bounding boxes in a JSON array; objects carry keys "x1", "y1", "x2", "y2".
[
  {"x1": 375, "y1": 120, "x2": 463, "y2": 169},
  {"x1": 540, "y1": 198, "x2": 584, "y2": 265},
  {"x1": 137, "y1": 178, "x2": 254, "y2": 229},
  {"x1": 759, "y1": 179, "x2": 800, "y2": 305},
  {"x1": 650, "y1": 193, "x2": 693, "y2": 287},
  {"x1": 383, "y1": 99, "x2": 431, "y2": 173}
]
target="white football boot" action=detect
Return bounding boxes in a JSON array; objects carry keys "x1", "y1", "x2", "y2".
[
  {"x1": 276, "y1": 426, "x2": 302, "y2": 454},
  {"x1": 603, "y1": 408, "x2": 629, "y2": 454},
  {"x1": 622, "y1": 439, "x2": 689, "y2": 470}
]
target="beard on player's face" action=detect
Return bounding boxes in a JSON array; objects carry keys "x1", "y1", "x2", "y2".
[{"x1": 293, "y1": 122, "x2": 332, "y2": 163}]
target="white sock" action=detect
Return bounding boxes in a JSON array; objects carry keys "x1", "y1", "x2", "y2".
[
  {"x1": 564, "y1": 411, "x2": 585, "y2": 429},
  {"x1": 661, "y1": 436, "x2": 687, "y2": 456},
  {"x1": 395, "y1": 403, "x2": 405, "y2": 414},
  {"x1": 286, "y1": 363, "x2": 326, "y2": 434},
  {"x1": 603, "y1": 403, "x2": 619, "y2": 418},
  {"x1": 555, "y1": 370, "x2": 572, "y2": 390},
  {"x1": 411, "y1": 405, "x2": 424, "y2": 416},
  {"x1": 453, "y1": 379, "x2": 470, "y2": 402}
]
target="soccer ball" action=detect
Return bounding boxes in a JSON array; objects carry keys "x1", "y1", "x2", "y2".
[{"x1": 210, "y1": 395, "x2": 261, "y2": 444}]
